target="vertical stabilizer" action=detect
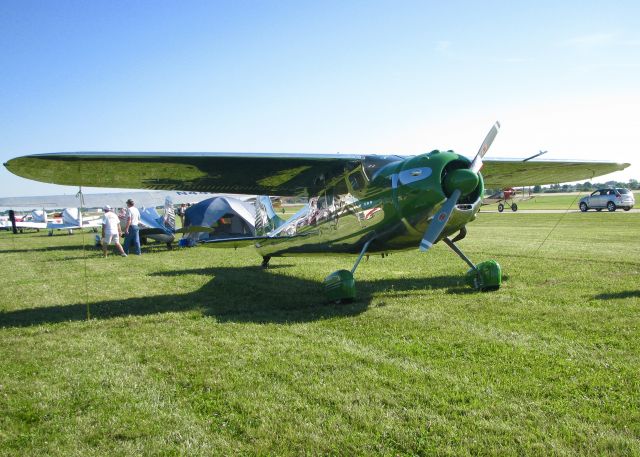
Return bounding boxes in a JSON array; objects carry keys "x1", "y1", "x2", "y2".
[
  {"x1": 62, "y1": 208, "x2": 81, "y2": 226},
  {"x1": 255, "y1": 196, "x2": 285, "y2": 236},
  {"x1": 32, "y1": 210, "x2": 47, "y2": 223}
]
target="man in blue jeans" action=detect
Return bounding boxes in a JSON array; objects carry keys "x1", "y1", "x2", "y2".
[{"x1": 123, "y1": 198, "x2": 142, "y2": 255}]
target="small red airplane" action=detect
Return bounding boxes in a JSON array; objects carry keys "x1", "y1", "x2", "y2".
[
  {"x1": 481, "y1": 150, "x2": 548, "y2": 212},
  {"x1": 482, "y1": 187, "x2": 531, "y2": 212}
]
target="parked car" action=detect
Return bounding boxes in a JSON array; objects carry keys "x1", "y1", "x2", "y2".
[{"x1": 579, "y1": 188, "x2": 635, "y2": 212}]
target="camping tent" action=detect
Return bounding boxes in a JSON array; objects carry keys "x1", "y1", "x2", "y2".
[{"x1": 181, "y1": 196, "x2": 255, "y2": 242}]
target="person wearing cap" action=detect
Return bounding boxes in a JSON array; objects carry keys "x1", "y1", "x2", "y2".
[
  {"x1": 123, "y1": 198, "x2": 142, "y2": 255},
  {"x1": 101, "y1": 205, "x2": 126, "y2": 257}
]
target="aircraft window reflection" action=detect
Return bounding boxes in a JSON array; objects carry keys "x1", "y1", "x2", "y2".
[
  {"x1": 334, "y1": 179, "x2": 348, "y2": 196},
  {"x1": 318, "y1": 192, "x2": 329, "y2": 209},
  {"x1": 349, "y1": 172, "x2": 366, "y2": 191},
  {"x1": 325, "y1": 190, "x2": 334, "y2": 207},
  {"x1": 362, "y1": 155, "x2": 403, "y2": 180}
]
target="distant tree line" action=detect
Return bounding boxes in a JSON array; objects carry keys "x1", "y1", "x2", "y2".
[
  {"x1": 484, "y1": 179, "x2": 639, "y2": 197},
  {"x1": 531, "y1": 179, "x2": 639, "y2": 194}
]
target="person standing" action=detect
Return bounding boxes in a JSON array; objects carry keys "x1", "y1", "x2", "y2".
[
  {"x1": 177, "y1": 203, "x2": 187, "y2": 227},
  {"x1": 101, "y1": 205, "x2": 127, "y2": 257},
  {"x1": 123, "y1": 198, "x2": 142, "y2": 255}
]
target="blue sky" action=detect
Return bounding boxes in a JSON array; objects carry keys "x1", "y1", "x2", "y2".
[{"x1": 1, "y1": 0, "x2": 639, "y2": 197}]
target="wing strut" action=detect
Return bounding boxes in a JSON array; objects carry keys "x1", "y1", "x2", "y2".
[{"x1": 522, "y1": 150, "x2": 548, "y2": 162}]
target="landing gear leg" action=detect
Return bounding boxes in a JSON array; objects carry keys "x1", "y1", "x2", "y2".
[
  {"x1": 442, "y1": 237, "x2": 501, "y2": 291},
  {"x1": 261, "y1": 256, "x2": 271, "y2": 269},
  {"x1": 323, "y1": 239, "x2": 372, "y2": 303}
]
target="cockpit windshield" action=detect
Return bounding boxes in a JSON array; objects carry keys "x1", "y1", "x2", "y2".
[{"x1": 362, "y1": 155, "x2": 405, "y2": 180}]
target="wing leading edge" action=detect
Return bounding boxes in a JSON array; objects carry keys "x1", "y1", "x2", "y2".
[
  {"x1": 481, "y1": 159, "x2": 629, "y2": 188},
  {"x1": 4, "y1": 152, "x2": 364, "y2": 197},
  {"x1": 5, "y1": 151, "x2": 629, "y2": 195}
]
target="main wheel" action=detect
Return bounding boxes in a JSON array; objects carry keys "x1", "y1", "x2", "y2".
[
  {"x1": 607, "y1": 201, "x2": 616, "y2": 212},
  {"x1": 498, "y1": 203, "x2": 504, "y2": 212},
  {"x1": 579, "y1": 202, "x2": 588, "y2": 212},
  {"x1": 596, "y1": 208, "x2": 602, "y2": 212},
  {"x1": 624, "y1": 207, "x2": 631, "y2": 211},
  {"x1": 465, "y1": 260, "x2": 502, "y2": 291},
  {"x1": 323, "y1": 270, "x2": 356, "y2": 303},
  {"x1": 511, "y1": 203, "x2": 518, "y2": 212}
]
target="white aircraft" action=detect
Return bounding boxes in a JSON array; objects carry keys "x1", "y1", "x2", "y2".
[
  {"x1": 1, "y1": 207, "x2": 101, "y2": 234},
  {"x1": 6, "y1": 209, "x2": 50, "y2": 231},
  {"x1": 45, "y1": 208, "x2": 103, "y2": 235}
]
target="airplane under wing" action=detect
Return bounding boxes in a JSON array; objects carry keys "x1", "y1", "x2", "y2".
[
  {"x1": 4, "y1": 151, "x2": 629, "y2": 196},
  {"x1": 45, "y1": 208, "x2": 102, "y2": 231},
  {"x1": 0, "y1": 190, "x2": 254, "y2": 209}
]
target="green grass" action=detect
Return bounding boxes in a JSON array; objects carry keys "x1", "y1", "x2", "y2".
[
  {"x1": 489, "y1": 192, "x2": 640, "y2": 210},
  {"x1": 1, "y1": 213, "x2": 639, "y2": 456}
]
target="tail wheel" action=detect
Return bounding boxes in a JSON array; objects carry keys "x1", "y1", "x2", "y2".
[
  {"x1": 607, "y1": 201, "x2": 616, "y2": 212},
  {"x1": 579, "y1": 202, "x2": 588, "y2": 212},
  {"x1": 498, "y1": 203, "x2": 504, "y2": 212}
]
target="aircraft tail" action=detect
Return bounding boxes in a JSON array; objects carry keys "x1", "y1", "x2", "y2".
[
  {"x1": 255, "y1": 196, "x2": 285, "y2": 236},
  {"x1": 62, "y1": 208, "x2": 81, "y2": 226},
  {"x1": 32, "y1": 210, "x2": 47, "y2": 223}
]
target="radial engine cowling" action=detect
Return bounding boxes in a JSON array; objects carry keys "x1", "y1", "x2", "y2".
[{"x1": 394, "y1": 150, "x2": 484, "y2": 230}]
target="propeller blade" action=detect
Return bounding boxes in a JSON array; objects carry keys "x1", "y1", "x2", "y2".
[
  {"x1": 419, "y1": 189, "x2": 461, "y2": 252},
  {"x1": 470, "y1": 121, "x2": 500, "y2": 173}
]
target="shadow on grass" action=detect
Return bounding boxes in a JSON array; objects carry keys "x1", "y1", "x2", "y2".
[
  {"x1": 0, "y1": 244, "x2": 97, "y2": 254},
  {"x1": 594, "y1": 290, "x2": 640, "y2": 300},
  {"x1": 0, "y1": 266, "x2": 474, "y2": 327},
  {"x1": 1, "y1": 243, "x2": 170, "y2": 255}
]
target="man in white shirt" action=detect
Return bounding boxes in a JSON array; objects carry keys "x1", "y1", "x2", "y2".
[
  {"x1": 101, "y1": 205, "x2": 126, "y2": 257},
  {"x1": 123, "y1": 198, "x2": 142, "y2": 255}
]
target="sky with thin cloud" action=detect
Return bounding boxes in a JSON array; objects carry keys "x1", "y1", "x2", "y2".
[{"x1": 0, "y1": 0, "x2": 638, "y2": 197}]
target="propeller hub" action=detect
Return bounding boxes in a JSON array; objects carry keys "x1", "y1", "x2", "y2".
[{"x1": 443, "y1": 168, "x2": 479, "y2": 197}]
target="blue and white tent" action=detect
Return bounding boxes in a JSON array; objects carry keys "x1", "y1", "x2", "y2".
[{"x1": 181, "y1": 196, "x2": 255, "y2": 242}]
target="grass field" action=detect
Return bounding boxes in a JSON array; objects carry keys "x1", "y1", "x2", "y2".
[
  {"x1": 486, "y1": 192, "x2": 640, "y2": 211},
  {"x1": 1, "y1": 212, "x2": 639, "y2": 455}
]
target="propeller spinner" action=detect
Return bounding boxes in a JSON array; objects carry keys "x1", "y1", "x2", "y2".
[{"x1": 419, "y1": 121, "x2": 500, "y2": 252}]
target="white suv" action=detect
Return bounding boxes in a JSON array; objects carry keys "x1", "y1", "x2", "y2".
[{"x1": 579, "y1": 188, "x2": 635, "y2": 212}]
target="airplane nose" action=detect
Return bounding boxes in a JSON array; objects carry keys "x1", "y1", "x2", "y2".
[{"x1": 443, "y1": 168, "x2": 479, "y2": 197}]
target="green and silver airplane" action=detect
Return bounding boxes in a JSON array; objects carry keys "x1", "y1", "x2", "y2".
[{"x1": 4, "y1": 122, "x2": 629, "y2": 301}]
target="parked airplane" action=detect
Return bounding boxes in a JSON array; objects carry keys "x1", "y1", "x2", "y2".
[
  {"x1": 2, "y1": 207, "x2": 102, "y2": 234},
  {"x1": 4, "y1": 122, "x2": 629, "y2": 301},
  {"x1": 46, "y1": 208, "x2": 102, "y2": 235},
  {"x1": 482, "y1": 187, "x2": 532, "y2": 212},
  {"x1": 8, "y1": 210, "x2": 50, "y2": 231}
]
